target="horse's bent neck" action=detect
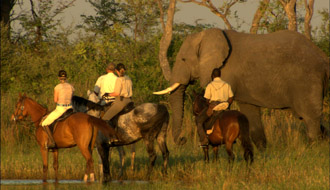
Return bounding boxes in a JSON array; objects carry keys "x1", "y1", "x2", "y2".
[{"x1": 25, "y1": 98, "x2": 47, "y2": 127}]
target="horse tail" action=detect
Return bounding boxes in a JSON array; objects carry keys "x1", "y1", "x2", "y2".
[
  {"x1": 72, "y1": 95, "x2": 104, "y2": 112},
  {"x1": 238, "y1": 114, "x2": 254, "y2": 164},
  {"x1": 87, "y1": 116, "x2": 119, "y2": 141}
]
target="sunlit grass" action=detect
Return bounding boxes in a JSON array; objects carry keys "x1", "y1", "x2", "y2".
[{"x1": 1, "y1": 97, "x2": 329, "y2": 189}]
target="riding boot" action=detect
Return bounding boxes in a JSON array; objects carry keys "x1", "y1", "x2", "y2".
[
  {"x1": 43, "y1": 125, "x2": 56, "y2": 149},
  {"x1": 196, "y1": 108, "x2": 209, "y2": 147}
]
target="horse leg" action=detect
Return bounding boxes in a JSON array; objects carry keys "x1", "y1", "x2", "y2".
[
  {"x1": 96, "y1": 143, "x2": 111, "y2": 182},
  {"x1": 202, "y1": 146, "x2": 209, "y2": 163},
  {"x1": 144, "y1": 136, "x2": 156, "y2": 180},
  {"x1": 225, "y1": 142, "x2": 235, "y2": 167},
  {"x1": 130, "y1": 144, "x2": 136, "y2": 171},
  {"x1": 156, "y1": 129, "x2": 169, "y2": 176},
  {"x1": 212, "y1": 146, "x2": 219, "y2": 162},
  {"x1": 78, "y1": 144, "x2": 94, "y2": 182},
  {"x1": 116, "y1": 146, "x2": 125, "y2": 179},
  {"x1": 53, "y1": 150, "x2": 59, "y2": 183},
  {"x1": 40, "y1": 148, "x2": 49, "y2": 184}
]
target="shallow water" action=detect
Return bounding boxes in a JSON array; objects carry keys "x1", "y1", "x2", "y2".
[{"x1": 0, "y1": 179, "x2": 149, "y2": 185}]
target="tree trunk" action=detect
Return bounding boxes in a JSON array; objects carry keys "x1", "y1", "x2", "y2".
[
  {"x1": 250, "y1": 0, "x2": 270, "y2": 34},
  {"x1": 280, "y1": 0, "x2": 297, "y2": 31},
  {"x1": 304, "y1": 0, "x2": 314, "y2": 40},
  {"x1": 157, "y1": 0, "x2": 176, "y2": 81}
]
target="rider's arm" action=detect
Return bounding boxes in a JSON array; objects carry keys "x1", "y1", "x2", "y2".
[
  {"x1": 228, "y1": 97, "x2": 233, "y2": 105},
  {"x1": 54, "y1": 89, "x2": 59, "y2": 103}
]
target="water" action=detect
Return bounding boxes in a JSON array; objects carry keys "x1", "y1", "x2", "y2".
[{"x1": 1, "y1": 179, "x2": 151, "y2": 190}]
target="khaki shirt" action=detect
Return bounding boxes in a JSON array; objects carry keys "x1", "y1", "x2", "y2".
[
  {"x1": 204, "y1": 77, "x2": 233, "y2": 102},
  {"x1": 55, "y1": 82, "x2": 74, "y2": 104},
  {"x1": 114, "y1": 75, "x2": 133, "y2": 98}
]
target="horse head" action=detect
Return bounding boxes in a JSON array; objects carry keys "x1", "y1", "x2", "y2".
[
  {"x1": 192, "y1": 91, "x2": 208, "y2": 116},
  {"x1": 11, "y1": 93, "x2": 28, "y2": 122}
]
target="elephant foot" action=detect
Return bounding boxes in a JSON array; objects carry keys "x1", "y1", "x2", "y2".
[{"x1": 175, "y1": 137, "x2": 187, "y2": 146}]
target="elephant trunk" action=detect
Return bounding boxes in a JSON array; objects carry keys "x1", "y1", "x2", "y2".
[{"x1": 169, "y1": 84, "x2": 187, "y2": 145}]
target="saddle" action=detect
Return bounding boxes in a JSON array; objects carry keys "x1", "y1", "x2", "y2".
[
  {"x1": 108, "y1": 102, "x2": 135, "y2": 129},
  {"x1": 204, "y1": 110, "x2": 225, "y2": 135},
  {"x1": 45, "y1": 109, "x2": 75, "y2": 133}
]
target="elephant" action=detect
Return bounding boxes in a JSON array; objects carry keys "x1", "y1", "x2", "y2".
[{"x1": 154, "y1": 28, "x2": 329, "y2": 149}]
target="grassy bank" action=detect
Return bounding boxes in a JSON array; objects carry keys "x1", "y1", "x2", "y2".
[{"x1": 1, "y1": 108, "x2": 329, "y2": 190}]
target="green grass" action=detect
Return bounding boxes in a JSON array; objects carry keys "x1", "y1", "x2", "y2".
[{"x1": 1, "y1": 98, "x2": 329, "y2": 190}]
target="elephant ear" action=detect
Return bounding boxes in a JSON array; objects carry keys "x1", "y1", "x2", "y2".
[{"x1": 198, "y1": 29, "x2": 230, "y2": 87}]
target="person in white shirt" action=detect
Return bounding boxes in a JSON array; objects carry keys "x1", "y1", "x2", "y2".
[
  {"x1": 197, "y1": 68, "x2": 234, "y2": 147},
  {"x1": 101, "y1": 63, "x2": 118, "y2": 104}
]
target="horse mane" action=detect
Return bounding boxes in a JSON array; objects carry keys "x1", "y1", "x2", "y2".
[
  {"x1": 25, "y1": 96, "x2": 47, "y2": 114},
  {"x1": 72, "y1": 95, "x2": 104, "y2": 113}
]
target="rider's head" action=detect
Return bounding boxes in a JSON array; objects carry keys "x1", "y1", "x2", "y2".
[
  {"x1": 211, "y1": 68, "x2": 221, "y2": 81},
  {"x1": 115, "y1": 63, "x2": 126, "y2": 77},
  {"x1": 106, "y1": 63, "x2": 116, "y2": 73},
  {"x1": 58, "y1": 70, "x2": 67, "y2": 81}
]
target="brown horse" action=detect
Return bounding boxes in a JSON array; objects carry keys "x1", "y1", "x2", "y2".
[
  {"x1": 192, "y1": 92, "x2": 254, "y2": 165},
  {"x1": 11, "y1": 93, "x2": 118, "y2": 183}
]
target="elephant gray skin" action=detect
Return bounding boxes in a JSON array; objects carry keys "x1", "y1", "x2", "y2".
[{"x1": 156, "y1": 28, "x2": 329, "y2": 149}]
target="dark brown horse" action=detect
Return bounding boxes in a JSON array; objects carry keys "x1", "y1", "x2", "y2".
[
  {"x1": 11, "y1": 93, "x2": 118, "y2": 183},
  {"x1": 192, "y1": 92, "x2": 254, "y2": 165}
]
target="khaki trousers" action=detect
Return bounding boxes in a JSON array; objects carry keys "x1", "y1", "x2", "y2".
[
  {"x1": 102, "y1": 97, "x2": 131, "y2": 121},
  {"x1": 41, "y1": 105, "x2": 72, "y2": 126}
]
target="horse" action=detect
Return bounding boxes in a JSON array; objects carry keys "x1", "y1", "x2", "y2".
[
  {"x1": 11, "y1": 93, "x2": 119, "y2": 183},
  {"x1": 72, "y1": 92, "x2": 170, "y2": 182},
  {"x1": 86, "y1": 90, "x2": 136, "y2": 179},
  {"x1": 192, "y1": 92, "x2": 254, "y2": 165}
]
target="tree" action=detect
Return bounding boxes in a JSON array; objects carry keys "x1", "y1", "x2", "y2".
[
  {"x1": 279, "y1": 0, "x2": 297, "y2": 31},
  {"x1": 0, "y1": 0, "x2": 16, "y2": 26},
  {"x1": 250, "y1": 0, "x2": 270, "y2": 34},
  {"x1": 178, "y1": 0, "x2": 244, "y2": 30},
  {"x1": 79, "y1": 0, "x2": 129, "y2": 34},
  {"x1": 156, "y1": 0, "x2": 176, "y2": 81},
  {"x1": 303, "y1": 0, "x2": 314, "y2": 39},
  {"x1": 16, "y1": 0, "x2": 76, "y2": 46},
  {"x1": 122, "y1": 0, "x2": 160, "y2": 41}
]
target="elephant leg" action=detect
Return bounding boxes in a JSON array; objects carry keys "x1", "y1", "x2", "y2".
[{"x1": 239, "y1": 103, "x2": 266, "y2": 150}]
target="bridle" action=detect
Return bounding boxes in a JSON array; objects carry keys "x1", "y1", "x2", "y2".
[{"x1": 12, "y1": 96, "x2": 26, "y2": 122}]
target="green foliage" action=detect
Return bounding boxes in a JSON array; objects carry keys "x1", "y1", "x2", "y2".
[
  {"x1": 78, "y1": 0, "x2": 130, "y2": 34},
  {"x1": 313, "y1": 9, "x2": 330, "y2": 56}
]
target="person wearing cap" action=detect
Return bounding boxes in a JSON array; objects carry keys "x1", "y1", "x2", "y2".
[
  {"x1": 196, "y1": 68, "x2": 234, "y2": 147},
  {"x1": 101, "y1": 63, "x2": 118, "y2": 104},
  {"x1": 41, "y1": 70, "x2": 75, "y2": 149},
  {"x1": 102, "y1": 63, "x2": 133, "y2": 122}
]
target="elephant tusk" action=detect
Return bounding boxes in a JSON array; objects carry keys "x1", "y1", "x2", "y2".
[{"x1": 153, "y1": 83, "x2": 181, "y2": 95}]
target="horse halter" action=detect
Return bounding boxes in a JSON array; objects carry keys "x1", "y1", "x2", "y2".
[{"x1": 12, "y1": 96, "x2": 26, "y2": 122}]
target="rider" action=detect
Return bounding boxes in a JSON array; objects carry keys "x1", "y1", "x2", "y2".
[
  {"x1": 102, "y1": 63, "x2": 133, "y2": 123},
  {"x1": 196, "y1": 68, "x2": 234, "y2": 147},
  {"x1": 101, "y1": 62, "x2": 118, "y2": 104},
  {"x1": 41, "y1": 70, "x2": 74, "y2": 149}
]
